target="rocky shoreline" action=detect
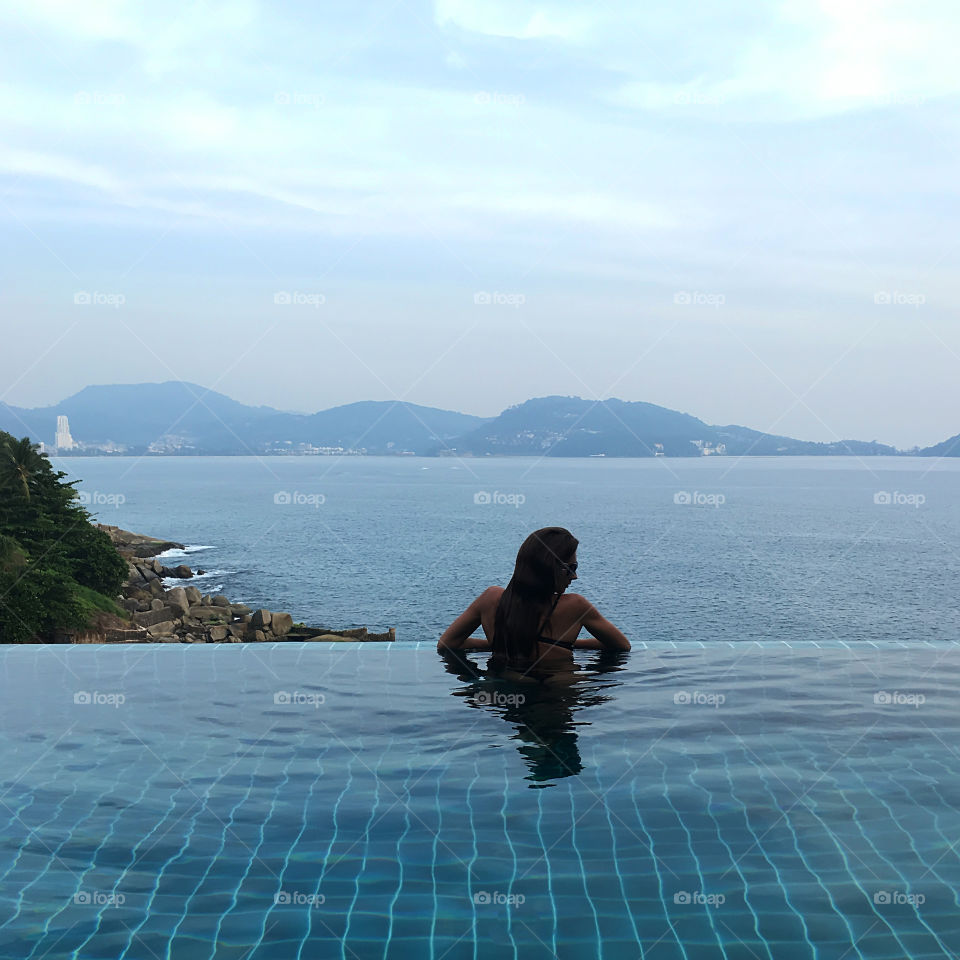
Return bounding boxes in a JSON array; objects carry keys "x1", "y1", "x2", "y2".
[{"x1": 61, "y1": 525, "x2": 396, "y2": 644}]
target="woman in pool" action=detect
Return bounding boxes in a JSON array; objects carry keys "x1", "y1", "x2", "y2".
[{"x1": 437, "y1": 527, "x2": 630, "y2": 676}]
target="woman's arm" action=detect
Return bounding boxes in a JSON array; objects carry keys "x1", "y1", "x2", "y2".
[
  {"x1": 437, "y1": 589, "x2": 494, "y2": 652},
  {"x1": 576, "y1": 596, "x2": 631, "y2": 651}
]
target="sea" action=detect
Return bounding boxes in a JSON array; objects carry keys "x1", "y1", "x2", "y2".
[{"x1": 51, "y1": 455, "x2": 960, "y2": 645}]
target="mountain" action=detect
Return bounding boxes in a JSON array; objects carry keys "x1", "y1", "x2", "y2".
[
  {"x1": 0, "y1": 383, "x2": 906, "y2": 457},
  {"x1": 430, "y1": 396, "x2": 900, "y2": 457},
  {"x1": 0, "y1": 382, "x2": 490, "y2": 455},
  {"x1": 916, "y1": 434, "x2": 960, "y2": 457}
]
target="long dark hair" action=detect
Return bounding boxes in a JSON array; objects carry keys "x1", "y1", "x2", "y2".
[{"x1": 492, "y1": 527, "x2": 578, "y2": 665}]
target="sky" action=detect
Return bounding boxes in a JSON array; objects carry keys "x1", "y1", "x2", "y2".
[{"x1": 1, "y1": 0, "x2": 959, "y2": 448}]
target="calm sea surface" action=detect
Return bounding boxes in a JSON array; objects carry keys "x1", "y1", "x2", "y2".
[{"x1": 51, "y1": 455, "x2": 960, "y2": 644}]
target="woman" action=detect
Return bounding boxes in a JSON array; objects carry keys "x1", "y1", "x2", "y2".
[{"x1": 437, "y1": 527, "x2": 630, "y2": 675}]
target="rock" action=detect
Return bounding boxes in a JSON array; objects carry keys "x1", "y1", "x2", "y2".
[
  {"x1": 308, "y1": 633, "x2": 353, "y2": 642},
  {"x1": 136, "y1": 601, "x2": 151, "y2": 613},
  {"x1": 121, "y1": 598, "x2": 138, "y2": 613},
  {"x1": 271, "y1": 613, "x2": 293, "y2": 637},
  {"x1": 201, "y1": 594, "x2": 212, "y2": 605},
  {"x1": 227, "y1": 624, "x2": 246, "y2": 638},
  {"x1": 208, "y1": 625, "x2": 229, "y2": 641},
  {"x1": 150, "y1": 598, "x2": 165, "y2": 611},
  {"x1": 251, "y1": 609, "x2": 272, "y2": 628},
  {"x1": 242, "y1": 614, "x2": 252, "y2": 624},
  {"x1": 174, "y1": 565, "x2": 192, "y2": 579},
  {"x1": 249, "y1": 630, "x2": 267, "y2": 642},
  {"x1": 212, "y1": 594, "x2": 230, "y2": 607},
  {"x1": 136, "y1": 564, "x2": 158, "y2": 582},
  {"x1": 185, "y1": 586, "x2": 203, "y2": 605},
  {"x1": 133, "y1": 606, "x2": 179, "y2": 627},
  {"x1": 230, "y1": 604, "x2": 251, "y2": 618},
  {"x1": 149, "y1": 580, "x2": 165, "y2": 598},
  {"x1": 187, "y1": 606, "x2": 231, "y2": 622},
  {"x1": 123, "y1": 587, "x2": 152, "y2": 602},
  {"x1": 149, "y1": 557, "x2": 162, "y2": 574},
  {"x1": 165, "y1": 587, "x2": 190, "y2": 617},
  {"x1": 146, "y1": 621, "x2": 177, "y2": 637}
]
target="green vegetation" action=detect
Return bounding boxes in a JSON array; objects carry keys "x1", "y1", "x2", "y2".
[{"x1": 0, "y1": 431, "x2": 128, "y2": 642}]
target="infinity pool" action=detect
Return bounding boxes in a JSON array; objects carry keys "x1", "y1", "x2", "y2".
[{"x1": 1, "y1": 641, "x2": 958, "y2": 959}]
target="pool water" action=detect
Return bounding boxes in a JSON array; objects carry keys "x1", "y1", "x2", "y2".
[{"x1": 1, "y1": 641, "x2": 958, "y2": 959}]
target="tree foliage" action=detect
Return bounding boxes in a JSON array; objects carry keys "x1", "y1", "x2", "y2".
[{"x1": 0, "y1": 431, "x2": 128, "y2": 642}]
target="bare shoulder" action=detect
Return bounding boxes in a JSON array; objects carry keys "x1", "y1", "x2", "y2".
[
  {"x1": 478, "y1": 585, "x2": 504, "y2": 610},
  {"x1": 563, "y1": 592, "x2": 592, "y2": 615}
]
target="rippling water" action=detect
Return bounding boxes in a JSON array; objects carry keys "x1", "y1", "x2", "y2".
[{"x1": 54, "y1": 455, "x2": 960, "y2": 643}]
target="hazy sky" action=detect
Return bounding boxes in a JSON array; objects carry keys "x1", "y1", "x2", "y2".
[{"x1": 2, "y1": 0, "x2": 959, "y2": 448}]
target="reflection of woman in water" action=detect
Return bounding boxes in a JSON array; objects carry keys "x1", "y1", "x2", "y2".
[{"x1": 437, "y1": 526, "x2": 631, "y2": 679}]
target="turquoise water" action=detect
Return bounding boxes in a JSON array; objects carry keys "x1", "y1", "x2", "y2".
[
  {"x1": 2, "y1": 641, "x2": 959, "y2": 958},
  {"x1": 51, "y1": 456, "x2": 960, "y2": 643}
]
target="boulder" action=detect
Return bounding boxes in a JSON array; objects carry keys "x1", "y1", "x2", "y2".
[
  {"x1": 136, "y1": 565, "x2": 158, "y2": 582},
  {"x1": 209, "y1": 625, "x2": 229, "y2": 641},
  {"x1": 120, "y1": 598, "x2": 138, "y2": 613},
  {"x1": 149, "y1": 580, "x2": 165, "y2": 598},
  {"x1": 133, "y1": 606, "x2": 179, "y2": 627},
  {"x1": 174, "y1": 564, "x2": 193, "y2": 579},
  {"x1": 247, "y1": 629, "x2": 267, "y2": 642},
  {"x1": 165, "y1": 587, "x2": 190, "y2": 616},
  {"x1": 271, "y1": 613, "x2": 293, "y2": 637},
  {"x1": 201, "y1": 594, "x2": 212, "y2": 605},
  {"x1": 149, "y1": 557, "x2": 163, "y2": 574},
  {"x1": 230, "y1": 604, "x2": 251, "y2": 618},
  {"x1": 185, "y1": 586, "x2": 203, "y2": 605},
  {"x1": 150, "y1": 598, "x2": 165, "y2": 611},
  {"x1": 212, "y1": 594, "x2": 231, "y2": 607},
  {"x1": 146, "y1": 621, "x2": 177, "y2": 637},
  {"x1": 308, "y1": 633, "x2": 352, "y2": 642},
  {"x1": 251, "y1": 609, "x2": 272, "y2": 628},
  {"x1": 187, "y1": 606, "x2": 231, "y2": 622}
]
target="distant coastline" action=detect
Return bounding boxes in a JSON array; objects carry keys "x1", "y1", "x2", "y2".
[{"x1": 5, "y1": 381, "x2": 955, "y2": 458}]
